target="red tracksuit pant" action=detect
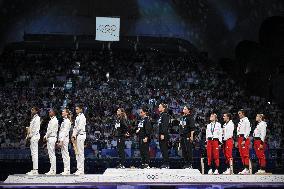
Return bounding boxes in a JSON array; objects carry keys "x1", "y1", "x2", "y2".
[
  {"x1": 254, "y1": 139, "x2": 266, "y2": 168},
  {"x1": 207, "y1": 140, "x2": 219, "y2": 167},
  {"x1": 238, "y1": 136, "x2": 250, "y2": 167},
  {"x1": 223, "y1": 138, "x2": 233, "y2": 165}
]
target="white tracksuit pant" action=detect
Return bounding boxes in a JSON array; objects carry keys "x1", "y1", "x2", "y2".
[
  {"x1": 76, "y1": 134, "x2": 86, "y2": 172},
  {"x1": 61, "y1": 138, "x2": 70, "y2": 172},
  {"x1": 47, "y1": 137, "x2": 57, "y2": 172},
  {"x1": 30, "y1": 135, "x2": 40, "y2": 170}
]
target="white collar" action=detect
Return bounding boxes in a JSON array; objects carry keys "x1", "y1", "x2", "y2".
[
  {"x1": 225, "y1": 120, "x2": 232, "y2": 125},
  {"x1": 259, "y1": 120, "x2": 266, "y2": 124},
  {"x1": 240, "y1": 117, "x2": 248, "y2": 121}
]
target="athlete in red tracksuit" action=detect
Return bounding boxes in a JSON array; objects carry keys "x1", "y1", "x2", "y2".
[
  {"x1": 253, "y1": 114, "x2": 267, "y2": 174},
  {"x1": 206, "y1": 113, "x2": 222, "y2": 174},
  {"x1": 222, "y1": 113, "x2": 234, "y2": 174},
  {"x1": 237, "y1": 109, "x2": 251, "y2": 174}
]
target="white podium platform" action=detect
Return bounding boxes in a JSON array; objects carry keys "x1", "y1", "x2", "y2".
[{"x1": 4, "y1": 168, "x2": 284, "y2": 185}]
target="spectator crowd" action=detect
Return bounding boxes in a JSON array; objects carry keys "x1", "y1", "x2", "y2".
[{"x1": 0, "y1": 47, "x2": 283, "y2": 159}]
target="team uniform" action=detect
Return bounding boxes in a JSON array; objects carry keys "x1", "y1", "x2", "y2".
[
  {"x1": 158, "y1": 112, "x2": 170, "y2": 168},
  {"x1": 206, "y1": 121, "x2": 222, "y2": 174},
  {"x1": 44, "y1": 116, "x2": 59, "y2": 175},
  {"x1": 237, "y1": 117, "x2": 251, "y2": 174},
  {"x1": 137, "y1": 116, "x2": 152, "y2": 168},
  {"x1": 179, "y1": 114, "x2": 195, "y2": 168},
  {"x1": 58, "y1": 117, "x2": 71, "y2": 175},
  {"x1": 72, "y1": 113, "x2": 86, "y2": 175},
  {"x1": 253, "y1": 121, "x2": 267, "y2": 174},
  {"x1": 26, "y1": 114, "x2": 41, "y2": 175},
  {"x1": 114, "y1": 117, "x2": 128, "y2": 168},
  {"x1": 222, "y1": 120, "x2": 234, "y2": 174}
]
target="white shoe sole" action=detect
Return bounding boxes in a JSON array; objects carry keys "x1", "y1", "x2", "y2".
[
  {"x1": 222, "y1": 171, "x2": 231, "y2": 175},
  {"x1": 26, "y1": 173, "x2": 38, "y2": 176},
  {"x1": 61, "y1": 173, "x2": 70, "y2": 175},
  {"x1": 240, "y1": 172, "x2": 249, "y2": 175},
  {"x1": 45, "y1": 173, "x2": 56, "y2": 175}
]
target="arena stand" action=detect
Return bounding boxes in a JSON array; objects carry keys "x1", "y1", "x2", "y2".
[{"x1": 0, "y1": 34, "x2": 283, "y2": 180}]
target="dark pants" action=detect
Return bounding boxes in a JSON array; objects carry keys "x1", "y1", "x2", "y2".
[
  {"x1": 159, "y1": 136, "x2": 169, "y2": 164},
  {"x1": 117, "y1": 137, "x2": 125, "y2": 165},
  {"x1": 140, "y1": 139, "x2": 149, "y2": 164},
  {"x1": 181, "y1": 137, "x2": 193, "y2": 165}
]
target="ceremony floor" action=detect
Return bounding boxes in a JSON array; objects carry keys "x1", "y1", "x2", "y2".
[{"x1": 1, "y1": 168, "x2": 284, "y2": 188}]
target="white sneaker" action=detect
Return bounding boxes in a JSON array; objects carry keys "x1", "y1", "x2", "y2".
[
  {"x1": 60, "y1": 171, "x2": 70, "y2": 175},
  {"x1": 74, "y1": 171, "x2": 84, "y2": 175},
  {"x1": 255, "y1": 169, "x2": 266, "y2": 174},
  {"x1": 26, "y1": 170, "x2": 38, "y2": 175},
  {"x1": 45, "y1": 170, "x2": 56, "y2": 175},
  {"x1": 222, "y1": 168, "x2": 231, "y2": 175},
  {"x1": 238, "y1": 168, "x2": 249, "y2": 175},
  {"x1": 213, "y1": 169, "x2": 219, "y2": 175},
  {"x1": 208, "y1": 169, "x2": 213, "y2": 175},
  {"x1": 238, "y1": 168, "x2": 244, "y2": 174}
]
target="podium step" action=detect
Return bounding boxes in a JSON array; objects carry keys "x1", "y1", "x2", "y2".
[
  {"x1": 4, "y1": 169, "x2": 284, "y2": 184},
  {"x1": 103, "y1": 168, "x2": 202, "y2": 176}
]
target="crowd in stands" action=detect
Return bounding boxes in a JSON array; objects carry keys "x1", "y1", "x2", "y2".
[{"x1": 0, "y1": 47, "x2": 283, "y2": 159}]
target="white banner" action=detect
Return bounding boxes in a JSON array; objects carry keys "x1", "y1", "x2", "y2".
[{"x1": 96, "y1": 17, "x2": 120, "y2": 41}]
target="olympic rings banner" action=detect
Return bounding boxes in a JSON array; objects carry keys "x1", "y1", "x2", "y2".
[{"x1": 96, "y1": 17, "x2": 120, "y2": 41}]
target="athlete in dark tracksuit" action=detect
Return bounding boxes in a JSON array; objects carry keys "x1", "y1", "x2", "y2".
[
  {"x1": 137, "y1": 107, "x2": 152, "y2": 168},
  {"x1": 158, "y1": 103, "x2": 170, "y2": 168},
  {"x1": 179, "y1": 105, "x2": 195, "y2": 169},
  {"x1": 114, "y1": 108, "x2": 128, "y2": 168}
]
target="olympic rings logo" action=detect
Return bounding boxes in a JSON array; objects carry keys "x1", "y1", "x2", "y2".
[
  {"x1": 146, "y1": 174, "x2": 159, "y2": 180},
  {"x1": 97, "y1": 24, "x2": 118, "y2": 36}
]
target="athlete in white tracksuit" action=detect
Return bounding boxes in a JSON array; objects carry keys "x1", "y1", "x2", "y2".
[
  {"x1": 72, "y1": 105, "x2": 86, "y2": 175},
  {"x1": 44, "y1": 109, "x2": 59, "y2": 175},
  {"x1": 58, "y1": 108, "x2": 72, "y2": 175},
  {"x1": 26, "y1": 107, "x2": 41, "y2": 175}
]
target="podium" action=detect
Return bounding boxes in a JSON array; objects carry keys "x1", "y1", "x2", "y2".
[{"x1": 4, "y1": 168, "x2": 284, "y2": 185}]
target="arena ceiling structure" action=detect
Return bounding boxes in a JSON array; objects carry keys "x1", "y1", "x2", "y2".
[{"x1": 0, "y1": 0, "x2": 283, "y2": 59}]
